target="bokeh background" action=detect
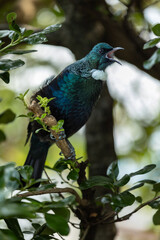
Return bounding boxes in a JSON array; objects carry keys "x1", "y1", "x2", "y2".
[{"x1": 0, "y1": 0, "x2": 160, "y2": 239}]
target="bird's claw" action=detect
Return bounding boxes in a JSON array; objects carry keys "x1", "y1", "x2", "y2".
[{"x1": 50, "y1": 130, "x2": 66, "y2": 142}]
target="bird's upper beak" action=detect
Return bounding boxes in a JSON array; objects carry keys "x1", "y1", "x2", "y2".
[{"x1": 105, "y1": 47, "x2": 124, "y2": 65}]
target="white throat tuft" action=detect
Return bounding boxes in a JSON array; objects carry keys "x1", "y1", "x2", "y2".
[{"x1": 90, "y1": 69, "x2": 107, "y2": 81}]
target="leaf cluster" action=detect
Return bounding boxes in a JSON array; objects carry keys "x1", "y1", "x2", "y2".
[
  {"x1": 143, "y1": 24, "x2": 160, "y2": 69},
  {"x1": 0, "y1": 12, "x2": 61, "y2": 84}
]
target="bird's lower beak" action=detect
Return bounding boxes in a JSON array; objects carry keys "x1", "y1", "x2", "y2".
[{"x1": 106, "y1": 47, "x2": 124, "y2": 65}]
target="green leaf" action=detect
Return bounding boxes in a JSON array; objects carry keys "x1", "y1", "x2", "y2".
[
  {"x1": 4, "y1": 218, "x2": 24, "y2": 240},
  {"x1": 53, "y1": 159, "x2": 68, "y2": 172},
  {"x1": 0, "y1": 109, "x2": 16, "y2": 124},
  {"x1": 17, "y1": 165, "x2": 33, "y2": 182},
  {"x1": 143, "y1": 38, "x2": 160, "y2": 49},
  {"x1": 0, "y1": 72, "x2": 10, "y2": 84},
  {"x1": 0, "y1": 229, "x2": 18, "y2": 240},
  {"x1": 7, "y1": 12, "x2": 17, "y2": 24},
  {"x1": 112, "y1": 191, "x2": 135, "y2": 208},
  {"x1": 106, "y1": 161, "x2": 119, "y2": 180},
  {"x1": 149, "y1": 200, "x2": 160, "y2": 209},
  {"x1": 45, "y1": 213, "x2": 70, "y2": 236},
  {"x1": 67, "y1": 169, "x2": 79, "y2": 181},
  {"x1": 143, "y1": 49, "x2": 160, "y2": 70},
  {"x1": 0, "y1": 59, "x2": 25, "y2": 71},
  {"x1": 80, "y1": 176, "x2": 112, "y2": 190},
  {"x1": 152, "y1": 182, "x2": 160, "y2": 193},
  {"x1": 129, "y1": 164, "x2": 156, "y2": 177},
  {"x1": 6, "y1": 49, "x2": 37, "y2": 55},
  {"x1": 124, "y1": 183, "x2": 144, "y2": 192},
  {"x1": 43, "y1": 24, "x2": 61, "y2": 34},
  {"x1": 0, "y1": 30, "x2": 11, "y2": 38},
  {"x1": 114, "y1": 174, "x2": 130, "y2": 187},
  {"x1": 152, "y1": 24, "x2": 160, "y2": 36},
  {"x1": 153, "y1": 209, "x2": 160, "y2": 225},
  {"x1": 0, "y1": 130, "x2": 6, "y2": 143},
  {"x1": 53, "y1": 208, "x2": 70, "y2": 221},
  {"x1": 23, "y1": 24, "x2": 61, "y2": 45}
]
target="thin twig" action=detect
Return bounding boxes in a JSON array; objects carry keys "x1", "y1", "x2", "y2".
[
  {"x1": 80, "y1": 225, "x2": 90, "y2": 240},
  {"x1": 17, "y1": 187, "x2": 88, "y2": 207},
  {"x1": 109, "y1": 194, "x2": 160, "y2": 223}
]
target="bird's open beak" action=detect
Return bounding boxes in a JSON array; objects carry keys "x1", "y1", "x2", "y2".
[{"x1": 105, "y1": 47, "x2": 124, "y2": 65}]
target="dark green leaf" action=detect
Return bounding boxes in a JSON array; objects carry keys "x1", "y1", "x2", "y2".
[
  {"x1": 0, "y1": 109, "x2": 16, "y2": 124},
  {"x1": 138, "y1": 179, "x2": 156, "y2": 184},
  {"x1": 0, "y1": 59, "x2": 25, "y2": 71},
  {"x1": 106, "y1": 161, "x2": 119, "y2": 180},
  {"x1": 143, "y1": 49, "x2": 160, "y2": 70},
  {"x1": 67, "y1": 169, "x2": 79, "y2": 181},
  {"x1": 152, "y1": 24, "x2": 160, "y2": 36},
  {"x1": 45, "y1": 213, "x2": 69, "y2": 236},
  {"x1": 125, "y1": 183, "x2": 144, "y2": 192},
  {"x1": 22, "y1": 29, "x2": 34, "y2": 38},
  {"x1": 6, "y1": 49, "x2": 37, "y2": 55},
  {"x1": 4, "y1": 218, "x2": 24, "y2": 240},
  {"x1": 112, "y1": 192, "x2": 135, "y2": 208},
  {"x1": 53, "y1": 159, "x2": 68, "y2": 172},
  {"x1": 53, "y1": 208, "x2": 70, "y2": 221},
  {"x1": 152, "y1": 182, "x2": 160, "y2": 193},
  {"x1": 129, "y1": 164, "x2": 156, "y2": 177},
  {"x1": 0, "y1": 72, "x2": 10, "y2": 84},
  {"x1": 149, "y1": 200, "x2": 160, "y2": 209},
  {"x1": 0, "y1": 130, "x2": 6, "y2": 143},
  {"x1": 114, "y1": 174, "x2": 130, "y2": 187},
  {"x1": 80, "y1": 176, "x2": 112, "y2": 190},
  {"x1": 153, "y1": 209, "x2": 160, "y2": 225},
  {"x1": 0, "y1": 203, "x2": 35, "y2": 218},
  {"x1": 0, "y1": 229, "x2": 18, "y2": 240},
  {"x1": 135, "y1": 196, "x2": 142, "y2": 203},
  {"x1": 143, "y1": 38, "x2": 160, "y2": 49}
]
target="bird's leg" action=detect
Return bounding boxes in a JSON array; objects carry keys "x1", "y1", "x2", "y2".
[
  {"x1": 59, "y1": 138, "x2": 76, "y2": 160},
  {"x1": 50, "y1": 128, "x2": 66, "y2": 141}
]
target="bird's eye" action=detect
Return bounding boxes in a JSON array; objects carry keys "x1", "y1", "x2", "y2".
[{"x1": 99, "y1": 48, "x2": 106, "y2": 54}]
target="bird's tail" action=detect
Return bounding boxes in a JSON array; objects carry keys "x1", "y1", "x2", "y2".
[{"x1": 24, "y1": 133, "x2": 50, "y2": 181}]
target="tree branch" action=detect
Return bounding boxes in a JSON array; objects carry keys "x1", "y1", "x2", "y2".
[
  {"x1": 109, "y1": 195, "x2": 160, "y2": 223},
  {"x1": 17, "y1": 187, "x2": 87, "y2": 207},
  {"x1": 28, "y1": 100, "x2": 75, "y2": 160}
]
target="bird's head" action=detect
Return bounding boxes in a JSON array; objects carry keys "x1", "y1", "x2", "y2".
[{"x1": 88, "y1": 43, "x2": 123, "y2": 70}]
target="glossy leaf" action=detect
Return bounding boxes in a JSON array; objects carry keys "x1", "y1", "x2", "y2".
[
  {"x1": 0, "y1": 30, "x2": 11, "y2": 38},
  {"x1": 4, "y1": 218, "x2": 24, "y2": 240},
  {"x1": 6, "y1": 49, "x2": 37, "y2": 55},
  {"x1": 17, "y1": 165, "x2": 33, "y2": 182},
  {"x1": 0, "y1": 72, "x2": 10, "y2": 84},
  {"x1": 112, "y1": 191, "x2": 135, "y2": 208},
  {"x1": 125, "y1": 183, "x2": 144, "y2": 192},
  {"x1": 0, "y1": 59, "x2": 25, "y2": 71},
  {"x1": 153, "y1": 209, "x2": 160, "y2": 225},
  {"x1": 152, "y1": 182, "x2": 160, "y2": 193},
  {"x1": 143, "y1": 49, "x2": 160, "y2": 70},
  {"x1": 53, "y1": 208, "x2": 70, "y2": 221},
  {"x1": 106, "y1": 161, "x2": 119, "y2": 180},
  {"x1": 0, "y1": 130, "x2": 6, "y2": 143},
  {"x1": 45, "y1": 213, "x2": 70, "y2": 236},
  {"x1": 152, "y1": 24, "x2": 160, "y2": 36},
  {"x1": 67, "y1": 169, "x2": 79, "y2": 181},
  {"x1": 0, "y1": 109, "x2": 16, "y2": 124},
  {"x1": 143, "y1": 38, "x2": 160, "y2": 49},
  {"x1": 149, "y1": 200, "x2": 160, "y2": 209},
  {"x1": 129, "y1": 164, "x2": 156, "y2": 177},
  {"x1": 80, "y1": 176, "x2": 112, "y2": 190},
  {"x1": 114, "y1": 174, "x2": 130, "y2": 187}
]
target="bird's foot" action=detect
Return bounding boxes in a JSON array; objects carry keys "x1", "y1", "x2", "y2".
[
  {"x1": 50, "y1": 129, "x2": 66, "y2": 142},
  {"x1": 59, "y1": 139, "x2": 76, "y2": 160}
]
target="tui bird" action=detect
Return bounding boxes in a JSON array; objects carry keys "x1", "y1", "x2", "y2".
[{"x1": 24, "y1": 43, "x2": 123, "y2": 181}]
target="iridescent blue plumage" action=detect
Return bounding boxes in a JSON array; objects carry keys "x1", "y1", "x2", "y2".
[{"x1": 24, "y1": 43, "x2": 122, "y2": 181}]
